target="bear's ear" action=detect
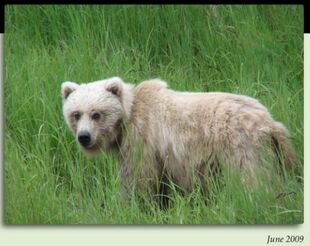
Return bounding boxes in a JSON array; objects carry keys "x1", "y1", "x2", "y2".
[
  {"x1": 61, "y1": 81, "x2": 79, "y2": 100},
  {"x1": 105, "y1": 77, "x2": 123, "y2": 97}
]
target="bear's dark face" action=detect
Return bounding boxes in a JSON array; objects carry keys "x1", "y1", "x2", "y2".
[{"x1": 61, "y1": 78, "x2": 126, "y2": 155}]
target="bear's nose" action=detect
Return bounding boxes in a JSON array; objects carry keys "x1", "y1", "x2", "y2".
[{"x1": 78, "y1": 131, "x2": 91, "y2": 146}]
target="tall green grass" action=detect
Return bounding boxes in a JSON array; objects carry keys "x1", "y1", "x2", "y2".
[{"x1": 4, "y1": 5, "x2": 303, "y2": 224}]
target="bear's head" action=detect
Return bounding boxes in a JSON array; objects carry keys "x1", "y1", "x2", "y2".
[{"x1": 61, "y1": 77, "x2": 134, "y2": 154}]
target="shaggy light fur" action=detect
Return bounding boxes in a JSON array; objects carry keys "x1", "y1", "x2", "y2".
[{"x1": 61, "y1": 77, "x2": 294, "y2": 198}]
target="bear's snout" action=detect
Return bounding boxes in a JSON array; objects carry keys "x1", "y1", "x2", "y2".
[{"x1": 78, "y1": 131, "x2": 92, "y2": 147}]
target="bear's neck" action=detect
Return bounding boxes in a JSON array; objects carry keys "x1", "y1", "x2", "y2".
[
  {"x1": 122, "y1": 83, "x2": 135, "y2": 119},
  {"x1": 109, "y1": 118, "x2": 124, "y2": 152}
]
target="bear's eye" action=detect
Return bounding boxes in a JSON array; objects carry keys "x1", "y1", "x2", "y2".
[
  {"x1": 73, "y1": 112, "x2": 81, "y2": 121},
  {"x1": 92, "y1": 112, "x2": 100, "y2": 120}
]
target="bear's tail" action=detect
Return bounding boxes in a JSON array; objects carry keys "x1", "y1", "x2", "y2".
[{"x1": 271, "y1": 122, "x2": 295, "y2": 170}]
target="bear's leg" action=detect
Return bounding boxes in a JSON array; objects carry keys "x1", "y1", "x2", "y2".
[
  {"x1": 197, "y1": 155, "x2": 221, "y2": 201},
  {"x1": 118, "y1": 148, "x2": 161, "y2": 204},
  {"x1": 154, "y1": 153, "x2": 171, "y2": 209},
  {"x1": 225, "y1": 144, "x2": 258, "y2": 185},
  {"x1": 157, "y1": 170, "x2": 170, "y2": 209}
]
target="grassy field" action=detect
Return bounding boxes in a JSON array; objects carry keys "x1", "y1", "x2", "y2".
[{"x1": 4, "y1": 5, "x2": 304, "y2": 224}]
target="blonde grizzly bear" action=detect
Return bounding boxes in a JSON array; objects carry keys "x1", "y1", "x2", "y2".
[{"x1": 61, "y1": 77, "x2": 294, "y2": 202}]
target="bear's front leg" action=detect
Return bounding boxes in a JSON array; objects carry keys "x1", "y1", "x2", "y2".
[{"x1": 118, "y1": 145, "x2": 160, "y2": 202}]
